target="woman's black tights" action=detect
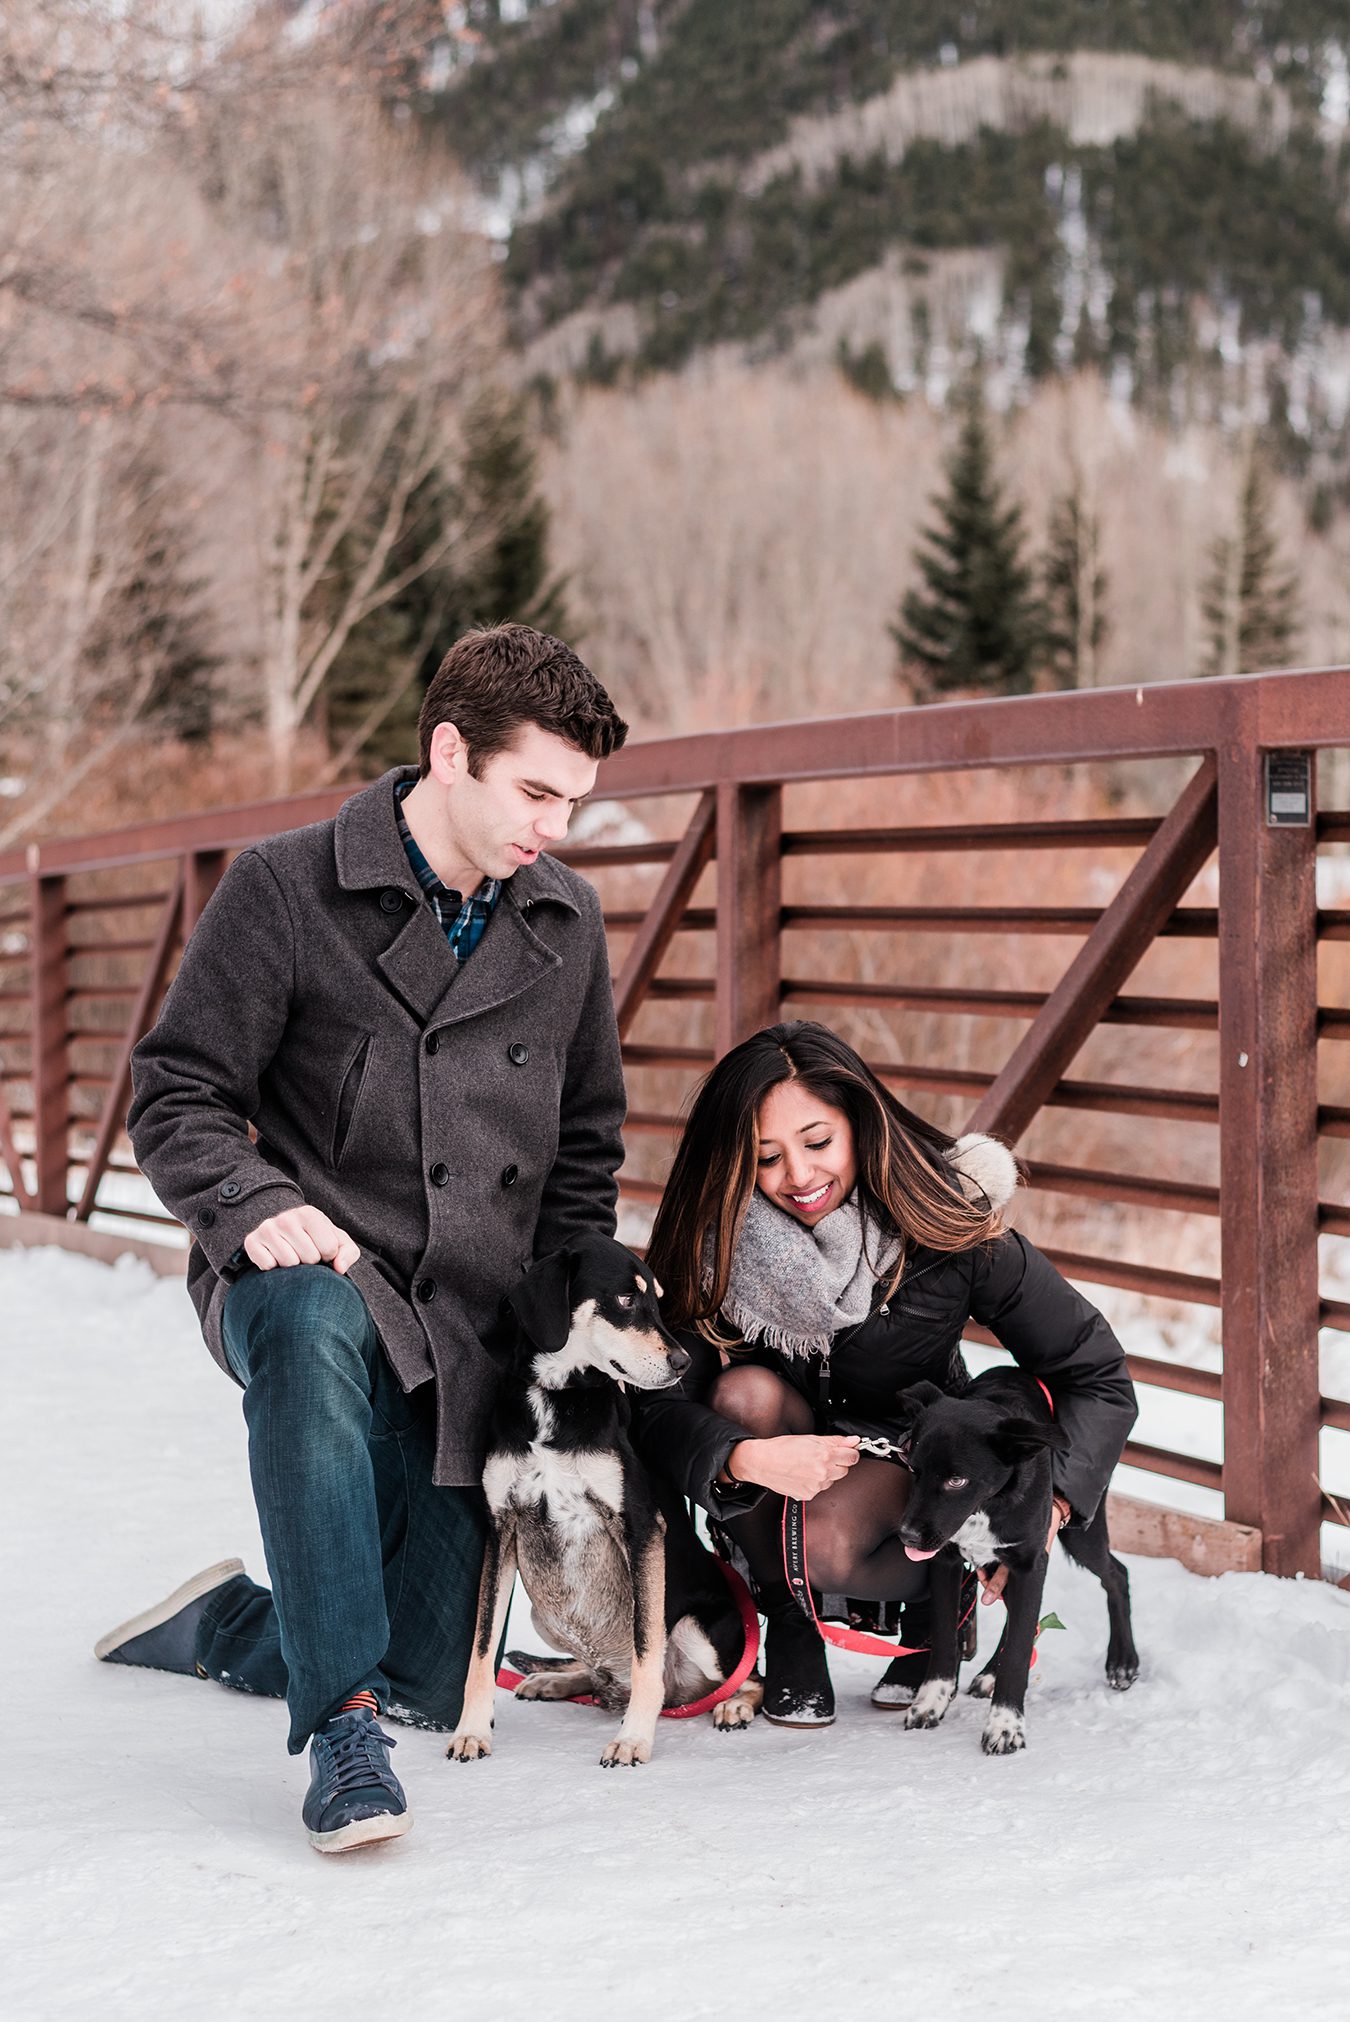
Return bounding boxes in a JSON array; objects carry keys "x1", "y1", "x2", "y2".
[{"x1": 711, "y1": 1364, "x2": 929, "y2": 1605}]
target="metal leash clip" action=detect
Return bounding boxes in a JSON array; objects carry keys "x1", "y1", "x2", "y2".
[{"x1": 854, "y1": 1433, "x2": 912, "y2": 1466}]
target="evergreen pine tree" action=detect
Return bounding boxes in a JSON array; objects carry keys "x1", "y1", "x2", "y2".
[
  {"x1": 1041, "y1": 472, "x2": 1109, "y2": 689},
  {"x1": 325, "y1": 389, "x2": 571, "y2": 773},
  {"x1": 892, "y1": 386, "x2": 1042, "y2": 699},
  {"x1": 1201, "y1": 449, "x2": 1300, "y2": 679},
  {"x1": 86, "y1": 465, "x2": 220, "y2": 741}
]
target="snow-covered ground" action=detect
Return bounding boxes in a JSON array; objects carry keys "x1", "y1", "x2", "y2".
[{"x1": 5, "y1": 1244, "x2": 1350, "y2": 2022}]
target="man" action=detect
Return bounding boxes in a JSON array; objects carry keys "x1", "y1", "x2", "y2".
[{"x1": 98, "y1": 624, "x2": 629, "y2": 1852}]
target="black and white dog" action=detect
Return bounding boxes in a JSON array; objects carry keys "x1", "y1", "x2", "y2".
[
  {"x1": 449, "y1": 1234, "x2": 761, "y2": 1769},
  {"x1": 894, "y1": 1370, "x2": 1139, "y2": 1756}
]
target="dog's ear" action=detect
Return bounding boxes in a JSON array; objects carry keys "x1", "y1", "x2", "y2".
[
  {"x1": 504, "y1": 1249, "x2": 575, "y2": 1353},
  {"x1": 992, "y1": 1417, "x2": 1071, "y2": 1463},
  {"x1": 894, "y1": 1380, "x2": 945, "y2": 1427}
]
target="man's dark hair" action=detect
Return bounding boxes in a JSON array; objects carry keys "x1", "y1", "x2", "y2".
[{"x1": 417, "y1": 623, "x2": 628, "y2": 777}]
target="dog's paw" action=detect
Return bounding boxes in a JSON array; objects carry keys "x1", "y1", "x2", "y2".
[
  {"x1": 447, "y1": 1731, "x2": 493, "y2": 1762},
  {"x1": 515, "y1": 1669, "x2": 594, "y2": 1702},
  {"x1": 967, "y1": 1670, "x2": 995, "y2": 1699},
  {"x1": 600, "y1": 1734, "x2": 652, "y2": 1767},
  {"x1": 712, "y1": 1695, "x2": 757, "y2": 1730},
  {"x1": 1106, "y1": 1660, "x2": 1139, "y2": 1691},
  {"x1": 981, "y1": 1706, "x2": 1026, "y2": 1755},
  {"x1": 903, "y1": 1677, "x2": 956, "y2": 1729}
]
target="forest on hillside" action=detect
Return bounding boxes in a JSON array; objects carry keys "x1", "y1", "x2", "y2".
[{"x1": 2, "y1": 1, "x2": 1348, "y2": 844}]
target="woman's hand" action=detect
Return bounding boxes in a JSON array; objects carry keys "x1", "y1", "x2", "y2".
[
  {"x1": 978, "y1": 1495, "x2": 1071, "y2": 1604},
  {"x1": 725, "y1": 1434, "x2": 861, "y2": 1500}
]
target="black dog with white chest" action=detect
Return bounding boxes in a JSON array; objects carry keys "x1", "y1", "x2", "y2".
[
  {"x1": 895, "y1": 1369, "x2": 1139, "y2": 1756},
  {"x1": 449, "y1": 1233, "x2": 761, "y2": 1769}
]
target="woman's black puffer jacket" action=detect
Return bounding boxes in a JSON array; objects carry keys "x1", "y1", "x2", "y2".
[{"x1": 631, "y1": 1227, "x2": 1138, "y2": 1530}]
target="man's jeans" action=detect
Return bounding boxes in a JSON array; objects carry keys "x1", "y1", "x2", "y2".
[{"x1": 195, "y1": 1264, "x2": 488, "y2": 1753}]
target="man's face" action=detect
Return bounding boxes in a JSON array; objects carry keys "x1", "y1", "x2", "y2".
[{"x1": 445, "y1": 722, "x2": 599, "y2": 884}]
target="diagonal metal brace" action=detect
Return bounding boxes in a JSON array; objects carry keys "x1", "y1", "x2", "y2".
[
  {"x1": 613, "y1": 790, "x2": 716, "y2": 1042},
  {"x1": 75, "y1": 869, "x2": 185, "y2": 1223},
  {"x1": 966, "y1": 756, "x2": 1218, "y2": 1144}
]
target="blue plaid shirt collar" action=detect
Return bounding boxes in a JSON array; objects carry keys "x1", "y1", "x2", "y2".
[{"x1": 393, "y1": 779, "x2": 501, "y2": 964}]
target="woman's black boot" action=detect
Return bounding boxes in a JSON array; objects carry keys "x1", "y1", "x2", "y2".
[
  {"x1": 871, "y1": 1574, "x2": 977, "y2": 1707},
  {"x1": 760, "y1": 1586, "x2": 835, "y2": 1728}
]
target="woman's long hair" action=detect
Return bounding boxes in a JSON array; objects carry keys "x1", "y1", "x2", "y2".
[{"x1": 647, "y1": 1020, "x2": 1014, "y2": 1337}]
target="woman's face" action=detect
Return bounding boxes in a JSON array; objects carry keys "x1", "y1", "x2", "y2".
[{"x1": 755, "y1": 1079, "x2": 858, "y2": 1226}]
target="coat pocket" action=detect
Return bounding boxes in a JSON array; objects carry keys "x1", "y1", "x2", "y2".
[{"x1": 331, "y1": 1034, "x2": 373, "y2": 1170}]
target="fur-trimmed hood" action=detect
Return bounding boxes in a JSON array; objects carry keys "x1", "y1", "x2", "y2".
[{"x1": 947, "y1": 1133, "x2": 1020, "y2": 1213}]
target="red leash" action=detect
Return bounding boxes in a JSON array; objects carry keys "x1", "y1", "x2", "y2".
[
  {"x1": 781, "y1": 1378, "x2": 1056, "y2": 1664},
  {"x1": 781, "y1": 1495, "x2": 980, "y2": 1659},
  {"x1": 494, "y1": 1556, "x2": 762, "y2": 1720}
]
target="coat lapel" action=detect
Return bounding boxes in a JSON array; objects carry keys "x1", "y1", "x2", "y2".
[
  {"x1": 423, "y1": 896, "x2": 562, "y2": 1031},
  {"x1": 331, "y1": 768, "x2": 579, "y2": 1031}
]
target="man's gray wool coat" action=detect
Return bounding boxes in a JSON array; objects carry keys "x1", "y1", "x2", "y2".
[{"x1": 127, "y1": 766, "x2": 627, "y2": 1485}]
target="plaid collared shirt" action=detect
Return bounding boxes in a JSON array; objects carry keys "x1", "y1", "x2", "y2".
[{"x1": 394, "y1": 779, "x2": 501, "y2": 963}]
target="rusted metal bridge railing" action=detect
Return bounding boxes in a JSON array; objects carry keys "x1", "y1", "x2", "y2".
[{"x1": 1, "y1": 667, "x2": 1348, "y2": 1581}]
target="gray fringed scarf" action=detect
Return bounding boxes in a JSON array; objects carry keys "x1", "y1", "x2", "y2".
[{"x1": 719, "y1": 1187, "x2": 902, "y2": 1361}]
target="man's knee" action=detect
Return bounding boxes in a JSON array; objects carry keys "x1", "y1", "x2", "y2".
[
  {"x1": 710, "y1": 1364, "x2": 813, "y2": 1437},
  {"x1": 226, "y1": 1264, "x2": 375, "y2": 1384}
]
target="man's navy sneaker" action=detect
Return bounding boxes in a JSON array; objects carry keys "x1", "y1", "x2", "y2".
[
  {"x1": 304, "y1": 1707, "x2": 410, "y2": 1854},
  {"x1": 95, "y1": 1559, "x2": 246, "y2": 1676}
]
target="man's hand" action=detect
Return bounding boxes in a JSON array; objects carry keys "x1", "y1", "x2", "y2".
[
  {"x1": 243, "y1": 1205, "x2": 361, "y2": 1275},
  {"x1": 725, "y1": 1434, "x2": 861, "y2": 1501},
  {"x1": 978, "y1": 1495, "x2": 1071, "y2": 1605}
]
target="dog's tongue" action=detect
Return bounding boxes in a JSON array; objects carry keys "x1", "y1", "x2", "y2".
[{"x1": 904, "y1": 1545, "x2": 940, "y2": 1561}]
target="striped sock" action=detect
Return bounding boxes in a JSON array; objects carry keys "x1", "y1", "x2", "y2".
[{"x1": 336, "y1": 1690, "x2": 380, "y2": 1719}]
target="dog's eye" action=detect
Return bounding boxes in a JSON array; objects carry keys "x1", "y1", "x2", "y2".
[
  {"x1": 943, "y1": 1475, "x2": 969, "y2": 1491},
  {"x1": 614, "y1": 1294, "x2": 635, "y2": 1311}
]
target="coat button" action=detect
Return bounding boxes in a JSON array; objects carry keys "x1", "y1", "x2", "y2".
[
  {"x1": 380, "y1": 888, "x2": 404, "y2": 913},
  {"x1": 425, "y1": 1032, "x2": 439, "y2": 1055},
  {"x1": 199, "y1": 1207, "x2": 216, "y2": 1229},
  {"x1": 219, "y1": 1180, "x2": 241, "y2": 1200},
  {"x1": 429, "y1": 1162, "x2": 449, "y2": 1187},
  {"x1": 508, "y1": 1042, "x2": 529, "y2": 1066},
  {"x1": 416, "y1": 1278, "x2": 436, "y2": 1304},
  {"x1": 501, "y1": 1165, "x2": 519, "y2": 1188}
]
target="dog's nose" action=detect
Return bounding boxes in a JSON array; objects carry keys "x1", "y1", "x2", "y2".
[{"x1": 666, "y1": 1346, "x2": 691, "y2": 1380}]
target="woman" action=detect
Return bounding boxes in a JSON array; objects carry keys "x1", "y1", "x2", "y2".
[{"x1": 633, "y1": 1021, "x2": 1137, "y2": 1727}]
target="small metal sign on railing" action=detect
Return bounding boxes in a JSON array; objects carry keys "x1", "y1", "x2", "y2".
[{"x1": 1265, "y1": 751, "x2": 1312, "y2": 826}]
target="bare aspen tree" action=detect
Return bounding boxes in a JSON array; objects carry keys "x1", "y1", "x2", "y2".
[
  {"x1": 190, "y1": 83, "x2": 498, "y2": 788},
  {"x1": 0, "y1": 1, "x2": 501, "y2": 806}
]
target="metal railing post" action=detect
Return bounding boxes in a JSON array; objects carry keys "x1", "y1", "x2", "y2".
[
  {"x1": 715, "y1": 782, "x2": 781, "y2": 1058},
  {"x1": 184, "y1": 847, "x2": 228, "y2": 936},
  {"x1": 1217, "y1": 709, "x2": 1322, "y2": 1575},
  {"x1": 29, "y1": 859, "x2": 70, "y2": 1218}
]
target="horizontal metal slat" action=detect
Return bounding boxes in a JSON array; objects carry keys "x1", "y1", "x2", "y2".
[
  {"x1": 782, "y1": 819, "x2": 1161, "y2": 855},
  {"x1": 784, "y1": 978, "x2": 1218, "y2": 1029},
  {"x1": 604, "y1": 908, "x2": 715, "y2": 932},
  {"x1": 783, "y1": 904, "x2": 1217, "y2": 937},
  {"x1": 1042, "y1": 1248, "x2": 1221, "y2": 1306},
  {"x1": 65, "y1": 891, "x2": 174, "y2": 917},
  {"x1": 1122, "y1": 1441, "x2": 1224, "y2": 1491},
  {"x1": 620, "y1": 1044, "x2": 714, "y2": 1070},
  {"x1": 1320, "y1": 1395, "x2": 1350, "y2": 1434},
  {"x1": 1025, "y1": 1159, "x2": 1219, "y2": 1217},
  {"x1": 553, "y1": 841, "x2": 677, "y2": 869}
]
